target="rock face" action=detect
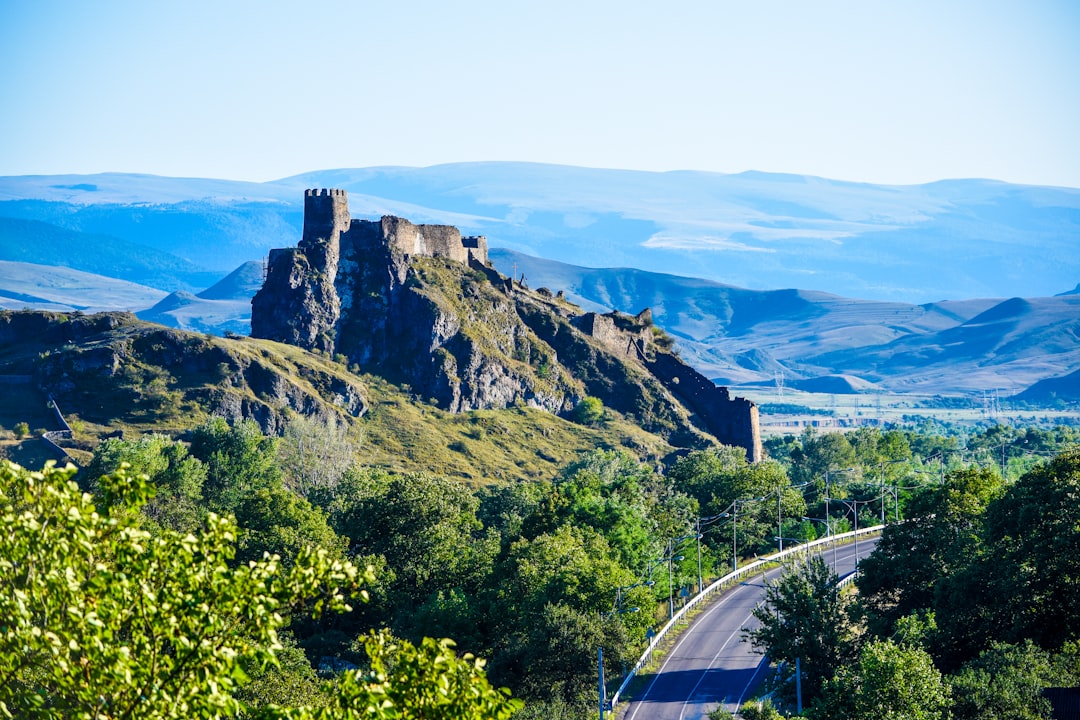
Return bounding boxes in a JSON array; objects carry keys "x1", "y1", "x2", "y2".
[
  {"x1": 1, "y1": 310, "x2": 366, "y2": 436},
  {"x1": 251, "y1": 189, "x2": 762, "y2": 460}
]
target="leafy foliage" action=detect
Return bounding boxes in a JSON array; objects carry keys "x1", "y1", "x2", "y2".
[
  {"x1": 748, "y1": 557, "x2": 854, "y2": 704},
  {"x1": 569, "y1": 396, "x2": 605, "y2": 426},
  {"x1": 935, "y1": 446, "x2": 1080, "y2": 666},
  {"x1": 948, "y1": 641, "x2": 1074, "y2": 720},
  {"x1": 856, "y1": 466, "x2": 1001, "y2": 637},
  {"x1": 813, "y1": 640, "x2": 950, "y2": 720},
  {"x1": 0, "y1": 460, "x2": 362, "y2": 719},
  {"x1": 189, "y1": 417, "x2": 283, "y2": 513},
  {"x1": 281, "y1": 632, "x2": 521, "y2": 720}
]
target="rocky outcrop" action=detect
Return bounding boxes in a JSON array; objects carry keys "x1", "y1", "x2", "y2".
[
  {"x1": 250, "y1": 189, "x2": 762, "y2": 460},
  {"x1": 1, "y1": 310, "x2": 366, "y2": 435}
]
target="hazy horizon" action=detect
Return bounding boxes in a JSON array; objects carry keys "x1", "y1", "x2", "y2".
[{"x1": 2, "y1": 1, "x2": 1079, "y2": 189}]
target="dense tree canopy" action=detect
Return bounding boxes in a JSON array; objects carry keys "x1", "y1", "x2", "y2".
[
  {"x1": 18, "y1": 413, "x2": 1078, "y2": 720},
  {"x1": 0, "y1": 460, "x2": 521, "y2": 720},
  {"x1": 0, "y1": 460, "x2": 360, "y2": 718},
  {"x1": 749, "y1": 558, "x2": 854, "y2": 704},
  {"x1": 857, "y1": 466, "x2": 1001, "y2": 637}
]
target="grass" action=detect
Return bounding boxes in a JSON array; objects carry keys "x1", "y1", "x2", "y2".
[
  {"x1": 349, "y1": 374, "x2": 675, "y2": 486},
  {"x1": 0, "y1": 311, "x2": 679, "y2": 483}
]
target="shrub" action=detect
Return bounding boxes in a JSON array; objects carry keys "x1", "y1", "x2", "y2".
[{"x1": 570, "y1": 397, "x2": 605, "y2": 426}]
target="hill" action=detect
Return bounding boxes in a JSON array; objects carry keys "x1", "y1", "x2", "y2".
[
  {"x1": 2, "y1": 163, "x2": 1078, "y2": 304},
  {"x1": 488, "y1": 249, "x2": 1080, "y2": 397},
  {"x1": 0, "y1": 310, "x2": 680, "y2": 483},
  {"x1": 4, "y1": 242, "x2": 1077, "y2": 402},
  {"x1": 137, "y1": 261, "x2": 264, "y2": 334},
  {"x1": 0, "y1": 216, "x2": 222, "y2": 291},
  {"x1": 0, "y1": 260, "x2": 166, "y2": 312},
  {"x1": 249, "y1": 189, "x2": 761, "y2": 460}
]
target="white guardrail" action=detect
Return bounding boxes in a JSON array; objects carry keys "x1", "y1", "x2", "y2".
[{"x1": 608, "y1": 524, "x2": 884, "y2": 709}]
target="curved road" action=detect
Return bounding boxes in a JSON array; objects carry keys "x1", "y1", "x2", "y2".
[{"x1": 621, "y1": 539, "x2": 877, "y2": 720}]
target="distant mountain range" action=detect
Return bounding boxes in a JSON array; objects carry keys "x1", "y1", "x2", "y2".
[
  {"x1": 1, "y1": 163, "x2": 1078, "y2": 400},
  {"x1": 488, "y1": 250, "x2": 1080, "y2": 397},
  {"x1": 2, "y1": 163, "x2": 1078, "y2": 303}
]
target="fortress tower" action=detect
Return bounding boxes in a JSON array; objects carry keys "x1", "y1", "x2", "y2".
[{"x1": 302, "y1": 188, "x2": 350, "y2": 246}]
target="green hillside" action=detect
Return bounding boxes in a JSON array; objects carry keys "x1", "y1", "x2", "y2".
[{"x1": 0, "y1": 310, "x2": 675, "y2": 482}]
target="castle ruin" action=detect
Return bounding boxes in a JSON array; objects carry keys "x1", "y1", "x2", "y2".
[
  {"x1": 251, "y1": 189, "x2": 761, "y2": 462},
  {"x1": 573, "y1": 309, "x2": 762, "y2": 463}
]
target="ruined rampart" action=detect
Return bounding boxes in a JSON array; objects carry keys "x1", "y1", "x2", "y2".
[
  {"x1": 575, "y1": 310, "x2": 762, "y2": 462},
  {"x1": 645, "y1": 352, "x2": 762, "y2": 462}
]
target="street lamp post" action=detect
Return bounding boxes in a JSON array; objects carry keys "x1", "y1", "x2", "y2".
[
  {"x1": 777, "y1": 488, "x2": 783, "y2": 553},
  {"x1": 695, "y1": 513, "x2": 728, "y2": 593},
  {"x1": 608, "y1": 582, "x2": 650, "y2": 619},
  {"x1": 731, "y1": 497, "x2": 764, "y2": 573},
  {"x1": 666, "y1": 535, "x2": 694, "y2": 618},
  {"x1": 802, "y1": 516, "x2": 836, "y2": 568},
  {"x1": 837, "y1": 497, "x2": 874, "y2": 571}
]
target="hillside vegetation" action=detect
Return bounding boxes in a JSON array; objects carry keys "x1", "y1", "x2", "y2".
[{"x1": 0, "y1": 310, "x2": 676, "y2": 481}]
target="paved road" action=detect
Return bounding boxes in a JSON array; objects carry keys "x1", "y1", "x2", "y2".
[{"x1": 620, "y1": 538, "x2": 877, "y2": 720}]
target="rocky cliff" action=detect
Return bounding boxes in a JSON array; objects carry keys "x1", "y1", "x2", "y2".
[
  {"x1": 251, "y1": 189, "x2": 762, "y2": 460},
  {"x1": 0, "y1": 310, "x2": 366, "y2": 436}
]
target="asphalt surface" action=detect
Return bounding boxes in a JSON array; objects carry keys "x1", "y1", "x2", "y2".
[{"x1": 620, "y1": 538, "x2": 877, "y2": 720}]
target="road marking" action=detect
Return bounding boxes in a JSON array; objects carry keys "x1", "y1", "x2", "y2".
[
  {"x1": 677, "y1": 606, "x2": 759, "y2": 720},
  {"x1": 624, "y1": 539, "x2": 877, "y2": 719},
  {"x1": 626, "y1": 585, "x2": 753, "y2": 720},
  {"x1": 734, "y1": 657, "x2": 770, "y2": 710}
]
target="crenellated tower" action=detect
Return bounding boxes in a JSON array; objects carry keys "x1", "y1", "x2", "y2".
[{"x1": 302, "y1": 188, "x2": 350, "y2": 246}]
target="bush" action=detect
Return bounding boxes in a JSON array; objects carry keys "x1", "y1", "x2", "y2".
[
  {"x1": 13, "y1": 421, "x2": 30, "y2": 438},
  {"x1": 570, "y1": 397, "x2": 605, "y2": 426}
]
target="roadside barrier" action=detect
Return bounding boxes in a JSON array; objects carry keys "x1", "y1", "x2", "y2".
[{"x1": 609, "y1": 524, "x2": 884, "y2": 709}]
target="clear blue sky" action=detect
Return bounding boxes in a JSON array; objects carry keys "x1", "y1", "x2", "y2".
[{"x1": 2, "y1": 0, "x2": 1078, "y2": 187}]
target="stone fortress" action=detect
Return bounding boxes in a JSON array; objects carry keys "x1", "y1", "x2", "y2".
[
  {"x1": 298, "y1": 187, "x2": 488, "y2": 267},
  {"x1": 252, "y1": 189, "x2": 761, "y2": 462}
]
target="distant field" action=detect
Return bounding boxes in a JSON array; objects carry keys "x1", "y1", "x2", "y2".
[{"x1": 736, "y1": 387, "x2": 1080, "y2": 436}]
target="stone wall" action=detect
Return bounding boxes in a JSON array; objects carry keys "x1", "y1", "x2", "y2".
[
  {"x1": 573, "y1": 308, "x2": 762, "y2": 461},
  {"x1": 575, "y1": 312, "x2": 651, "y2": 359},
  {"x1": 646, "y1": 352, "x2": 762, "y2": 462}
]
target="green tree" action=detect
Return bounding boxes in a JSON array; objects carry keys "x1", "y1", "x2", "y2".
[
  {"x1": 949, "y1": 641, "x2": 1071, "y2": 720},
  {"x1": 289, "y1": 631, "x2": 521, "y2": 720},
  {"x1": 83, "y1": 434, "x2": 208, "y2": 533},
  {"x1": 524, "y1": 449, "x2": 690, "y2": 570},
  {"x1": 188, "y1": 417, "x2": 282, "y2": 513},
  {"x1": 233, "y1": 484, "x2": 348, "y2": 567},
  {"x1": 486, "y1": 525, "x2": 640, "y2": 711},
  {"x1": 669, "y1": 446, "x2": 800, "y2": 559},
  {"x1": 342, "y1": 472, "x2": 498, "y2": 615},
  {"x1": 789, "y1": 430, "x2": 857, "y2": 490},
  {"x1": 856, "y1": 466, "x2": 1000, "y2": 638},
  {"x1": 813, "y1": 639, "x2": 950, "y2": 720},
  {"x1": 570, "y1": 396, "x2": 605, "y2": 425},
  {"x1": 0, "y1": 460, "x2": 520, "y2": 720},
  {"x1": 936, "y1": 448, "x2": 1080, "y2": 666},
  {"x1": 748, "y1": 557, "x2": 854, "y2": 704},
  {"x1": 0, "y1": 460, "x2": 361, "y2": 719}
]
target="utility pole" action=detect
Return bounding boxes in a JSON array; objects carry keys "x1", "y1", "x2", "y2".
[
  {"x1": 598, "y1": 647, "x2": 605, "y2": 720},
  {"x1": 796, "y1": 657, "x2": 803, "y2": 714},
  {"x1": 777, "y1": 487, "x2": 783, "y2": 553}
]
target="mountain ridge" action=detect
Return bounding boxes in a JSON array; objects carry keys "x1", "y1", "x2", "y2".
[{"x1": 2, "y1": 162, "x2": 1077, "y2": 304}]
